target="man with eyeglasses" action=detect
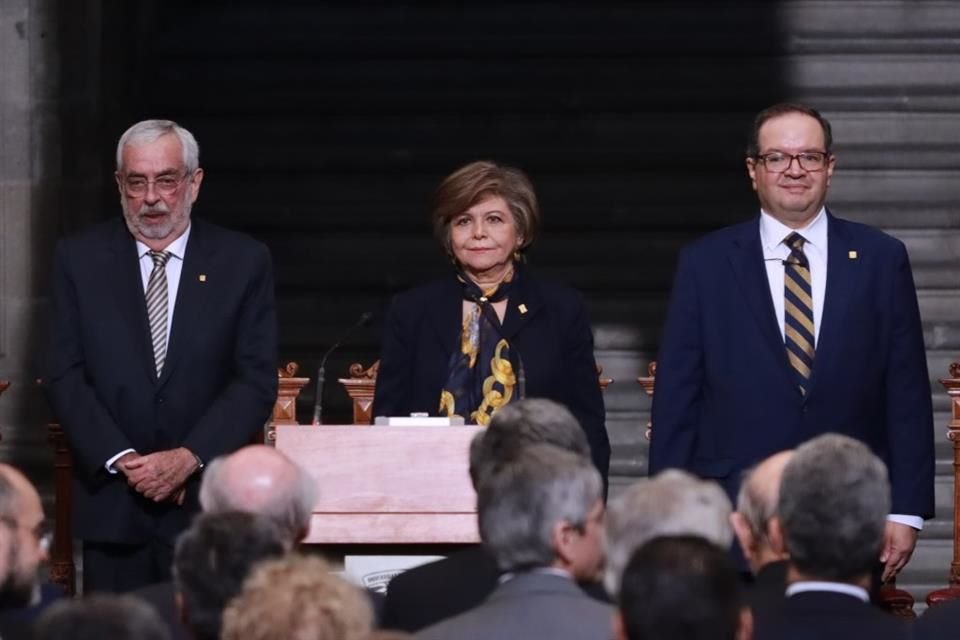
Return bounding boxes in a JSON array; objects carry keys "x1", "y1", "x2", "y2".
[
  {"x1": 45, "y1": 119, "x2": 277, "y2": 593},
  {"x1": 650, "y1": 103, "x2": 933, "y2": 583}
]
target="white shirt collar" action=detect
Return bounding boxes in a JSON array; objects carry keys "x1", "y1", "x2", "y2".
[
  {"x1": 498, "y1": 567, "x2": 572, "y2": 584},
  {"x1": 759, "y1": 207, "x2": 827, "y2": 252},
  {"x1": 785, "y1": 580, "x2": 869, "y2": 603},
  {"x1": 136, "y1": 223, "x2": 191, "y2": 260}
]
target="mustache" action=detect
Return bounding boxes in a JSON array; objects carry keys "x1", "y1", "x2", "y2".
[{"x1": 137, "y1": 202, "x2": 171, "y2": 216}]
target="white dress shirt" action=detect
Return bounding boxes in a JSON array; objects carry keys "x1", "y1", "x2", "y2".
[
  {"x1": 758, "y1": 210, "x2": 921, "y2": 532},
  {"x1": 104, "y1": 225, "x2": 191, "y2": 473},
  {"x1": 786, "y1": 581, "x2": 869, "y2": 603}
]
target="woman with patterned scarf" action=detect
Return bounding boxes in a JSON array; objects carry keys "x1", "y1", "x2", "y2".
[{"x1": 372, "y1": 161, "x2": 609, "y2": 483}]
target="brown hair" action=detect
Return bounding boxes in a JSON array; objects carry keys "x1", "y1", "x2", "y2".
[
  {"x1": 746, "y1": 103, "x2": 833, "y2": 157},
  {"x1": 431, "y1": 161, "x2": 540, "y2": 258}
]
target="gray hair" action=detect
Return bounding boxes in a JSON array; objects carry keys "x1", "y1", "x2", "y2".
[
  {"x1": 779, "y1": 433, "x2": 889, "y2": 581},
  {"x1": 478, "y1": 444, "x2": 602, "y2": 572},
  {"x1": 116, "y1": 119, "x2": 200, "y2": 173},
  {"x1": 604, "y1": 470, "x2": 733, "y2": 597},
  {"x1": 199, "y1": 452, "x2": 317, "y2": 545},
  {"x1": 469, "y1": 398, "x2": 590, "y2": 489}
]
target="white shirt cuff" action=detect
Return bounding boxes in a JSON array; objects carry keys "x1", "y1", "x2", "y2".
[
  {"x1": 105, "y1": 449, "x2": 137, "y2": 474},
  {"x1": 887, "y1": 514, "x2": 923, "y2": 531}
]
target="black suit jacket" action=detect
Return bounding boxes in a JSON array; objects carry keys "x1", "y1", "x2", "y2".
[
  {"x1": 45, "y1": 218, "x2": 278, "y2": 544},
  {"x1": 746, "y1": 560, "x2": 788, "y2": 618},
  {"x1": 754, "y1": 590, "x2": 909, "y2": 640},
  {"x1": 381, "y1": 546, "x2": 498, "y2": 632},
  {"x1": 381, "y1": 545, "x2": 610, "y2": 632},
  {"x1": 372, "y1": 271, "x2": 609, "y2": 479},
  {"x1": 914, "y1": 598, "x2": 960, "y2": 640}
]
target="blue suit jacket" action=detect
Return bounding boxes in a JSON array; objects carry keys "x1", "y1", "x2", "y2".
[
  {"x1": 372, "y1": 271, "x2": 609, "y2": 480},
  {"x1": 45, "y1": 218, "x2": 278, "y2": 543},
  {"x1": 650, "y1": 213, "x2": 934, "y2": 518}
]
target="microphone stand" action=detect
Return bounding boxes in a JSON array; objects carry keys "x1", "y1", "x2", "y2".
[{"x1": 311, "y1": 311, "x2": 373, "y2": 424}]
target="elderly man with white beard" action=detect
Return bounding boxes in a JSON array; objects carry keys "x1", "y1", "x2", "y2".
[{"x1": 45, "y1": 119, "x2": 277, "y2": 592}]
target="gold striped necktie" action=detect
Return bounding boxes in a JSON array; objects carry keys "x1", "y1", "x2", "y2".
[
  {"x1": 783, "y1": 232, "x2": 815, "y2": 394},
  {"x1": 146, "y1": 250, "x2": 172, "y2": 377}
]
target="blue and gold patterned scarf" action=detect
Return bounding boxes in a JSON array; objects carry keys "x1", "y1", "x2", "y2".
[{"x1": 439, "y1": 264, "x2": 524, "y2": 426}]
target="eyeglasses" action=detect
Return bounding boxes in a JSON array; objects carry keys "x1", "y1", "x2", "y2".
[
  {"x1": 121, "y1": 172, "x2": 191, "y2": 197},
  {"x1": 754, "y1": 151, "x2": 830, "y2": 173}
]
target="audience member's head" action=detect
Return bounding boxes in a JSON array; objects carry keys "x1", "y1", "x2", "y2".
[
  {"x1": 221, "y1": 554, "x2": 373, "y2": 640},
  {"x1": 34, "y1": 594, "x2": 170, "y2": 640},
  {"x1": 776, "y1": 433, "x2": 890, "y2": 584},
  {"x1": 615, "y1": 536, "x2": 749, "y2": 640},
  {"x1": 604, "y1": 469, "x2": 732, "y2": 597},
  {"x1": 172, "y1": 511, "x2": 287, "y2": 640},
  {"x1": 0, "y1": 464, "x2": 48, "y2": 609},
  {"x1": 478, "y1": 444, "x2": 604, "y2": 580},
  {"x1": 731, "y1": 450, "x2": 793, "y2": 574},
  {"x1": 199, "y1": 444, "x2": 317, "y2": 544},
  {"x1": 468, "y1": 398, "x2": 589, "y2": 489}
]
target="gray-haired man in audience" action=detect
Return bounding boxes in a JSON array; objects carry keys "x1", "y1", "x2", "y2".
[
  {"x1": 753, "y1": 433, "x2": 908, "y2": 640},
  {"x1": 604, "y1": 469, "x2": 733, "y2": 598},
  {"x1": 417, "y1": 444, "x2": 610, "y2": 640},
  {"x1": 382, "y1": 398, "x2": 607, "y2": 632}
]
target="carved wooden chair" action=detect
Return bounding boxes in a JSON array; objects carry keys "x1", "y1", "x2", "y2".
[{"x1": 927, "y1": 362, "x2": 960, "y2": 607}]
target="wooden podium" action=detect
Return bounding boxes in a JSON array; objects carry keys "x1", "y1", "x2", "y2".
[{"x1": 274, "y1": 424, "x2": 483, "y2": 545}]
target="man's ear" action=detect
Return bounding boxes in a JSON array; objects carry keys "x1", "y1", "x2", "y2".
[
  {"x1": 612, "y1": 610, "x2": 629, "y2": 640},
  {"x1": 730, "y1": 512, "x2": 756, "y2": 559},
  {"x1": 767, "y1": 515, "x2": 787, "y2": 558},
  {"x1": 551, "y1": 520, "x2": 576, "y2": 569}
]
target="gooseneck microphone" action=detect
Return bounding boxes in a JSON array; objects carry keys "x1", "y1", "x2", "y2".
[{"x1": 311, "y1": 311, "x2": 374, "y2": 424}]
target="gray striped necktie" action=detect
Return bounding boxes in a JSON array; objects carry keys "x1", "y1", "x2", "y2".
[
  {"x1": 783, "y1": 232, "x2": 815, "y2": 394},
  {"x1": 146, "y1": 250, "x2": 172, "y2": 377}
]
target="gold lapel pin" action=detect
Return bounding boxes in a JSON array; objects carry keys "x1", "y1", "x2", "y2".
[
  {"x1": 198, "y1": 274, "x2": 207, "y2": 282},
  {"x1": 518, "y1": 304, "x2": 528, "y2": 315},
  {"x1": 848, "y1": 251, "x2": 858, "y2": 259}
]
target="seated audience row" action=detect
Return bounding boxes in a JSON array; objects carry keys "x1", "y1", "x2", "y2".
[{"x1": 4, "y1": 400, "x2": 957, "y2": 639}]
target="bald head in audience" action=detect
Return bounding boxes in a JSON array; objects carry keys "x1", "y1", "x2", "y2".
[
  {"x1": 731, "y1": 451, "x2": 792, "y2": 574},
  {"x1": 604, "y1": 469, "x2": 733, "y2": 598},
  {"x1": 199, "y1": 444, "x2": 317, "y2": 544},
  {"x1": 0, "y1": 464, "x2": 48, "y2": 609}
]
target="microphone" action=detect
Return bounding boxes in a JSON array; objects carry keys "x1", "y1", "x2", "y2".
[{"x1": 311, "y1": 311, "x2": 374, "y2": 425}]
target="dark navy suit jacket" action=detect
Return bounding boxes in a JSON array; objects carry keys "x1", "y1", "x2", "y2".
[
  {"x1": 372, "y1": 271, "x2": 609, "y2": 480},
  {"x1": 45, "y1": 218, "x2": 278, "y2": 544},
  {"x1": 650, "y1": 213, "x2": 934, "y2": 518}
]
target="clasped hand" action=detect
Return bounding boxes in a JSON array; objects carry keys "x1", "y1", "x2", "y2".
[{"x1": 117, "y1": 448, "x2": 198, "y2": 504}]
